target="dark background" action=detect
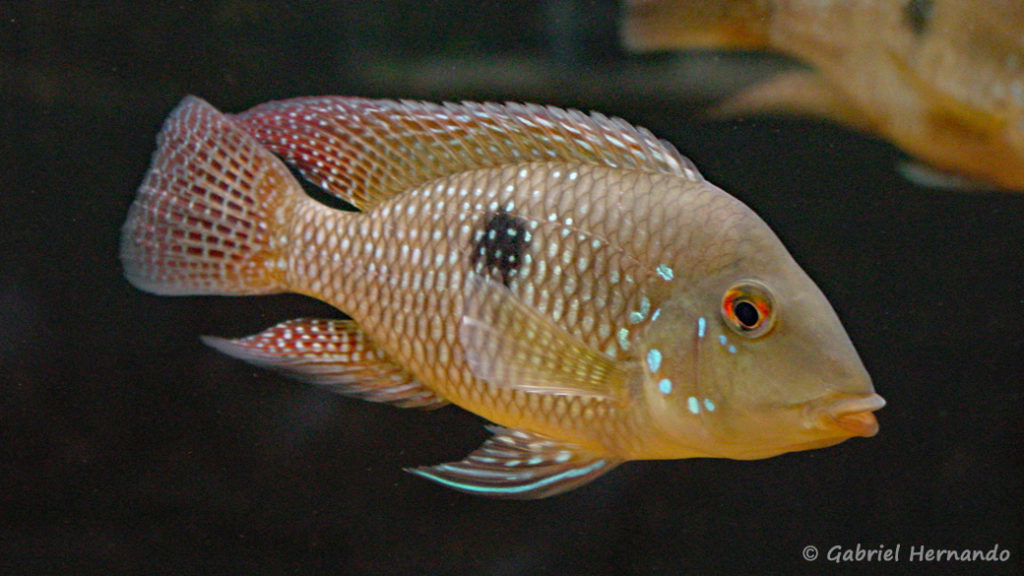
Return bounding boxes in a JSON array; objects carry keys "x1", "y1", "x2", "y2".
[{"x1": 2, "y1": 2, "x2": 1021, "y2": 574}]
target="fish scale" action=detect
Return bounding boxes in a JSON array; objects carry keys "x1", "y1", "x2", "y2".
[
  {"x1": 121, "y1": 95, "x2": 883, "y2": 498},
  {"x1": 286, "y1": 162, "x2": 670, "y2": 453}
]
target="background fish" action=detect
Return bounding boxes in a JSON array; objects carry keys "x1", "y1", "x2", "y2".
[
  {"x1": 622, "y1": 0, "x2": 1024, "y2": 191},
  {"x1": 120, "y1": 96, "x2": 883, "y2": 498}
]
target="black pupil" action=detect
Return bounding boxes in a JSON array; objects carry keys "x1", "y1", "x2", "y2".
[{"x1": 734, "y1": 300, "x2": 761, "y2": 328}]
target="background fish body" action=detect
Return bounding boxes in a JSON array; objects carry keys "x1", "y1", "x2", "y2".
[
  {"x1": 121, "y1": 96, "x2": 883, "y2": 497},
  {"x1": 623, "y1": 0, "x2": 1024, "y2": 191}
]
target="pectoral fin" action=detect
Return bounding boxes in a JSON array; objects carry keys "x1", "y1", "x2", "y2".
[
  {"x1": 202, "y1": 318, "x2": 446, "y2": 409},
  {"x1": 459, "y1": 274, "x2": 633, "y2": 403},
  {"x1": 408, "y1": 427, "x2": 620, "y2": 499}
]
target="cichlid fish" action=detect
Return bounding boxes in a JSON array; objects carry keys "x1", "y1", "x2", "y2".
[
  {"x1": 120, "y1": 96, "x2": 884, "y2": 498},
  {"x1": 622, "y1": 0, "x2": 1024, "y2": 191}
]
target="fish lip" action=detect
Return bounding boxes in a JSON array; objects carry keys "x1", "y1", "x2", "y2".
[{"x1": 823, "y1": 393, "x2": 886, "y2": 437}]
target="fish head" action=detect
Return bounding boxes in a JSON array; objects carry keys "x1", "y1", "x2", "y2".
[
  {"x1": 697, "y1": 271, "x2": 883, "y2": 458},
  {"x1": 641, "y1": 205, "x2": 883, "y2": 460}
]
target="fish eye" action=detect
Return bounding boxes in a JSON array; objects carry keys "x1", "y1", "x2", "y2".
[{"x1": 722, "y1": 281, "x2": 776, "y2": 338}]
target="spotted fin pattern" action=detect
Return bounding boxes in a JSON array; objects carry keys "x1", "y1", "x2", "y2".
[
  {"x1": 232, "y1": 96, "x2": 702, "y2": 211},
  {"x1": 202, "y1": 318, "x2": 446, "y2": 409},
  {"x1": 459, "y1": 274, "x2": 633, "y2": 403},
  {"x1": 408, "y1": 426, "x2": 620, "y2": 499},
  {"x1": 120, "y1": 96, "x2": 300, "y2": 296}
]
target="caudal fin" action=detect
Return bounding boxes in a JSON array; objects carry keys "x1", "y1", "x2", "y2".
[
  {"x1": 120, "y1": 96, "x2": 302, "y2": 296},
  {"x1": 621, "y1": 0, "x2": 771, "y2": 52}
]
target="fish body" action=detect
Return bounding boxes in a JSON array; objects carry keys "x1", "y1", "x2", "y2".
[
  {"x1": 121, "y1": 96, "x2": 883, "y2": 498},
  {"x1": 623, "y1": 0, "x2": 1024, "y2": 191}
]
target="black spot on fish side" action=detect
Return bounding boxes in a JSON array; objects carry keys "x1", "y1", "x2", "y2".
[
  {"x1": 470, "y1": 210, "x2": 530, "y2": 287},
  {"x1": 903, "y1": 0, "x2": 933, "y2": 36}
]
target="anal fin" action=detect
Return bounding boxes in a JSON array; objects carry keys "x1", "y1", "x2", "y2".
[
  {"x1": 202, "y1": 318, "x2": 446, "y2": 409},
  {"x1": 407, "y1": 427, "x2": 620, "y2": 499}
]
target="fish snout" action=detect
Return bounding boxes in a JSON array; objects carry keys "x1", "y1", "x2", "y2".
[{"x1": 823, "y1": 393, "x2": 887, "y2": 437}]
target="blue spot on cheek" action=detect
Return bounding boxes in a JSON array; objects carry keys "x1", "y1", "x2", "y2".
[
  {"x1": 646, "y1": 349, "x2": 662, "y2": 373},
  {"x1": 697, "y1": 317, "x2": 706, "y2": 338},
  {"x1": 703, "y1": 398, "x2": 716, "y2": 412},
  {"x1": 617, "y1": 328, "x2": 631, "y2": 350},
  {"x1": 687, "y1": 396, "x2": 700, "y2": 414},
  {"x1": 718, "y1": 334, "x2": 728, "y2": 346},
  {"x1": 658, "y1": 378, "x2": 672, "y2": 394},
  {"x1": 651, "y1": 308, "x2": 661, "y2": 322},
  {"x1": 728, "y1": 345, "x2": 737, "y2": 354},
  {"x1": 655, "y1": 264, "x2": 674, "y2": 281}
]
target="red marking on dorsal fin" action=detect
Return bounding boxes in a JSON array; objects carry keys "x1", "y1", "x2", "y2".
[{"x1": 232, "y1": 97, "x2": 702, "y2": 211}]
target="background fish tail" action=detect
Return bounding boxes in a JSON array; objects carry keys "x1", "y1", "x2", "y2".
[
  {"x1": 120, "y1": 96, "x2": 303, "y2": 296},
  {"x1": 621, "y1": 0, "x2": 772, "y2": 52}
]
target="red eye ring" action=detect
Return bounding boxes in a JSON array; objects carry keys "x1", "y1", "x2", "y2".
[{"x1": 722, "y1": 282, "x2": 776, "y2": 338}]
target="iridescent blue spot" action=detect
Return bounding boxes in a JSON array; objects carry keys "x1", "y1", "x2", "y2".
[
  {"x1": 697, "y1": 317, "x2": 706, "y2": 338},
  {"x1": 728, "y1": 345, "x2": 737, "y2": 354},
  {"x1": 718, "y1": 334, "x2": 728, "y2": 346},
  {"x1": 651, "y1": 308, "x2": 661, "y2": 322},
  {"x1": 617, "y1": 328, "x2": 631, "y2": 350},
  {"x1": 628, "y1": 311, "x2": 644, "y2": 325},
  {"x1": 655, "y1": 264, "x2": 674, "y2": 281},
  {"x1": 658, "y1": 378, "x2": 673, "y2": 394},
  {"x1": 703, "y1": 398, "x2": 716, "y2": 412},
  {"x1": 646, "y1": 349, "x2": 663, "y2": 373},
  {"x1": 687, "y1": 396, "x2": 700, "y2": 414}
]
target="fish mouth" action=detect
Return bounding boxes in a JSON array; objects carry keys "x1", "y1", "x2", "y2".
[{"x1": 823, "y1": 393, "x2": 887, "y2": 437}]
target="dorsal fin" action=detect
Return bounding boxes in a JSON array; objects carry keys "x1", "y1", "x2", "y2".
[{"x1": 231, "y1": 97, "x2": 702, "y2": 211}]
